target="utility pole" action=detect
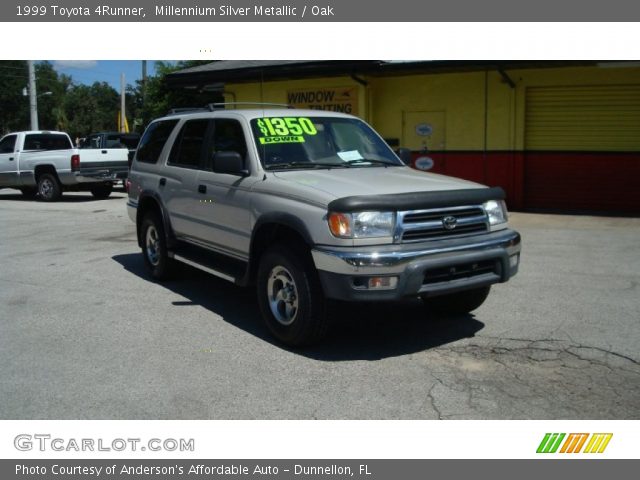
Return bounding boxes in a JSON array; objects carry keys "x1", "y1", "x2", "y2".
[
  {"x1": 28, "y1": 60, "x2": 38, "y2": 130},
  {"x1": 141, "y1": 60, "x2": 147, "y2": 126},
  {"x1": 142, "y1": 60, "x2": 147, "y2": 99},
  {"x1": 120, "y1": 73, "x2": 126, "y2": 133}
]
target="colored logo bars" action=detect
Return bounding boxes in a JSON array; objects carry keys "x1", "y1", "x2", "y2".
[{"x1": 536, "y1": 433, "x2": 613, "y2": 454}]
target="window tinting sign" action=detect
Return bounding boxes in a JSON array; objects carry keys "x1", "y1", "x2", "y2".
[{"x1": 287, "y1": 87, "x2": 358, "y2": 115}]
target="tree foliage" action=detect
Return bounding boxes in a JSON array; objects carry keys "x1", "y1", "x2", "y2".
[
  {"x1": 0, "y1": 60, "x2": 219, "y2": 138},
  {"x1": 0, "y1": 61, "x2": 30, "y2": 133},
  {"x1": 129, "y1": 61, "x2": 221, "y2": 128}
]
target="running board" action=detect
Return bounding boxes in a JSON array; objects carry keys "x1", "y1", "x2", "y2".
[
  {"x1": 170, "y1": 253, "x2": 237, "y2": 283},
  {"x1": 168, "y1": 242, "x2": 247, "y2": 285}
]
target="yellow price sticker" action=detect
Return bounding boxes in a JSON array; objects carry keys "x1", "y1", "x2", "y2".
[{"x1": 257, "y1": 117, "x2": 318, "y2": 138}]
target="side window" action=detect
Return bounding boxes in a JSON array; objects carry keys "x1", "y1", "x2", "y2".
[
  {"x1": 168, "y1": 119, "x2": 210, "y2": 169},
  {"x1": 0, "y1": 135, "x2": 17, "y2": 154},
  {"x1": 105, "y1": 135, "x2": 124, "y2": 148},
  {"x1": 205, "y1": 119, "x2": 247, "y2": 170},
  {"x1": 81, "y1": 135, "x2": 99, "y2": 149},
  {"x1": 136, "y1": 119, "x2": 179, "y2": 164}
]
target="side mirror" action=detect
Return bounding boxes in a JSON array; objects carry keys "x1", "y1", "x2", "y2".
[
  {"x1": 212, "y1": 151, "x2": 249, "y2": 176},
  {"x1": 397, "y1": 148, "x2": 413, "y2": 165}
]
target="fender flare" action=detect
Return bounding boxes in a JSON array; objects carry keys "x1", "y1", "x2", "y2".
[{"x1": 136, "y1": 190, "x2": 176, "y2": 248}]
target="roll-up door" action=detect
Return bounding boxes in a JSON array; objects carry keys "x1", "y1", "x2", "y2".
[{"x1": 524, "y1": 85, "x2": 640, "y2": 213}]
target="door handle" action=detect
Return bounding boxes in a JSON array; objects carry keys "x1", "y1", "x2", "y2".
[
  {"x1": 198, "y1": 184, "x2": 207, "y2": 194},
  {"x1": 9, "y1": 157, "x2": 14, "y2": 161},
  {"x1": 101, "y1": 150, "x2": 107, "y2": 154},
  {"x1": 159, "y1": 177, "x2": 166, "y2": 187}
]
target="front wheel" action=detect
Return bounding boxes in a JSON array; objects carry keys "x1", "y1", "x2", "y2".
[
  {"x1": 257, "y1": 245, "x2": 328, "y2": 346},
  {"x1": 90, "y1": 183, "x2": 113, "y2": 199},
  {"x1": 422, "y1": 286, "x2": 491, "y2": 315}
]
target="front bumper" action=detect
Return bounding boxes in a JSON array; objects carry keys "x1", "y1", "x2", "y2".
[{"x1": 312, "y1": 229, "x2": 521, "y2": 301}]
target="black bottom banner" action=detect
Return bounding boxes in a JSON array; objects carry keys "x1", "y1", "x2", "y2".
[{"x1": 4, "y1": 460, "x2": 637, "y2": 480}]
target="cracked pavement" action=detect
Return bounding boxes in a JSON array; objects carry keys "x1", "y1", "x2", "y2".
[{"x1": 1, "y1": 190, "x2": 639, "y2": 419}]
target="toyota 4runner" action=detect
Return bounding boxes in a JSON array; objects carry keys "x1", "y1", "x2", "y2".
[{"x1": 127, "y1": 104, "x2": 521, "y2": 346}]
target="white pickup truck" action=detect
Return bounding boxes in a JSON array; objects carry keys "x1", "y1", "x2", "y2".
[{"x1": 0, "y1": 130, "x2": 129, "y2": 201}]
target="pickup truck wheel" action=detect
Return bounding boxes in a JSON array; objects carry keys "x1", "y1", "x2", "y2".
[
  {"x1": 37, "y1": 173, "x2": 62, "y2": 202},
  {"x1": 141, "y1": 213, "x2": 174, "y2": 280},
  {"x1": 422, "y1": 286, "x2": 491, "y2": 315},
  {"x1": 257, "y1": 245, "x2": 328, "y2": 346},
  {"x1": 90, "y1": 183, "x2": 113, "y2": 199}
]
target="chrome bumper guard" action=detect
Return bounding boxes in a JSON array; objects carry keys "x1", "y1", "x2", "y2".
[{"x1": 312, "y1": 229, "x2": 521, "y2": 301}]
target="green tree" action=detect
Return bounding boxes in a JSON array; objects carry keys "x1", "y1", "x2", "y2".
[
  {"x1": 134, "y1": 61, "x2": 222, "y2": 129},
  {"x1": 62, "y1": 81, "x2": 120, "y2": 139},
  {"x1": 0, "y1": 61, "x2": 29, "y2": 134},
  {"x1": 36, "y1": 61, "x2": 71, "y2": 131}
]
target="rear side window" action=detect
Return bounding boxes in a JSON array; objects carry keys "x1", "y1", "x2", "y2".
[
  {"x1": 136, "y1": 120, "x2": 179, "y2": 164},
  {"x1": 81, "y1": 135, "x2": 100, "y2": 149},
  {"x1": 168, "y1": 119, "x2": 210, "y2": 169},
  {"x1": 23, "y1": 134, "x2": 72, "y2": 151}
]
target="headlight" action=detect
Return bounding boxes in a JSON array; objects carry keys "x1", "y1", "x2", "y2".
[
  {"x1": 483, "y1": 200, "x2": 508, "y2": 226},
  {"x1": 328, "y1": 211, "x2": 395, "y2": 238}
]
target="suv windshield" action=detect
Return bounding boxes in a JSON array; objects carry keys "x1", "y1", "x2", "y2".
[{"x1": 250, "y1": 116, "x2": 403, "y2": 170}]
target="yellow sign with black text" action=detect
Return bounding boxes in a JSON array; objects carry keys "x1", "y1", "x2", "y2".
[{"x1": 287, "y1": 87, "x2": 358, "y2": 115}]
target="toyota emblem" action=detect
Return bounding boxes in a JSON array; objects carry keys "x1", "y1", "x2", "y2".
[{"x1": 442, "y1": 216, "x2": 457, "y2": 230}]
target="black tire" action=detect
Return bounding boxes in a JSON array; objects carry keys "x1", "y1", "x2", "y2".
[
  {"x1": 37, "y1": 173, "x2": 62, "y2": 202},
  {"x1": 90, "y1": 183, "x2": 113, "y2": 199},
  {"x1": 140, "y1": 212, "x2": 175, "y2": 280},
  {"x1": 422, "y1": 286, "x2": 491, "y2": 315},
  {"x1": 19, "y1": 187, "x2": 37, "y2": 199},
  {"x1": 257, "y1": 244, "x2": 328, "y2": 346}
]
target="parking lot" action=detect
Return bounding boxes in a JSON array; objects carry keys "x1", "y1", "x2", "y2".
[{"x1": 0, "y1": 188, "x2": 639, "y2": 419}]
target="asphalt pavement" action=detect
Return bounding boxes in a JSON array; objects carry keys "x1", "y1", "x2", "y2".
[{"x1": 1, "y1": 189, "x2": 638, "y2": 419}]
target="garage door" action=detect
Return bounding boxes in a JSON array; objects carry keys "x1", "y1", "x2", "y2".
[{"x1": 524, "y1": 85, "x2": 640, "y2": 213}]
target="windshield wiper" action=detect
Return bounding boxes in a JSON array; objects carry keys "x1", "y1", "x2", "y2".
[
  {"x1": 343, "y1": 158, "x2": 396, "y2": 167},
  {"x1": 265, "y1": 162, "x2": 345, "y2": 170}
]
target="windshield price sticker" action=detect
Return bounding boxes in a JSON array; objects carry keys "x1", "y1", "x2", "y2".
[
  {"x1": 257, "y1": 117, "x2": 317, "y2": 143},
  {"x1": 259, "y1": 135, "x2": 305, "y2": 144}
]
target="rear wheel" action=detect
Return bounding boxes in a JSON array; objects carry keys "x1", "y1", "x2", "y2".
[
  {"x1": 37, "y1": 173, "x2": 62, "y2": 202},
  {"x1": 257, "y1": 244, "x2": 328, "y2": 346},
  {"x1": 422, "y1": 286, "x2": 491, "y2": 315},
  {"x1": 90, "y1": 183, "x2": 113, "y2": 199},
  {"x1": 140, "y1": 213, "x2": 174, "y2": 280}
]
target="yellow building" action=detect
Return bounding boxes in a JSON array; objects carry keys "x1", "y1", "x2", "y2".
[{"x1": 168, "y1": 61, "x2": 640, "y2": 213}]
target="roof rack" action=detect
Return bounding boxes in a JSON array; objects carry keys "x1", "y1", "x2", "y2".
[
  {"x1": 206, "y1": 102, "x2": 295, "y2": 110},
  {"x1": 166, "y1": 107, "x2": 210, "y2": 115},
  {"x1": 166, "y1": 102, "x2": 294, "y2": 116}
]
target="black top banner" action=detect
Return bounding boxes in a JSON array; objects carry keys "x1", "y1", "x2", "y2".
[{"x1": 4, "y1": 0, "x2": 640, "y2": 21}]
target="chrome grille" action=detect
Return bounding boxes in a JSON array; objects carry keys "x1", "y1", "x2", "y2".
[{"x1": 396, "y1": 206, "x2": 488, "y2": 243}]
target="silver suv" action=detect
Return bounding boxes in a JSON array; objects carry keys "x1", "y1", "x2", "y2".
[{"x1": 127, "y1": 104, "x2": 521, "y2": 346}]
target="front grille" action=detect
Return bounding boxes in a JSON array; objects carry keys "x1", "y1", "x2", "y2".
[
  {"x1": 423, "y1": 260, "x2": 498, "y2": 285},
  {"x1": 398, "y1": 206, "x2": 488, "y2": 243}
]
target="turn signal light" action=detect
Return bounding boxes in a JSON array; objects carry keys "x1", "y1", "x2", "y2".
[
  {"x1": 368, "y1": 276, "x2": 398, "y2": 290},
  {"x1": 328, "y1": 212, "x2": 352, "y2": 238}
]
